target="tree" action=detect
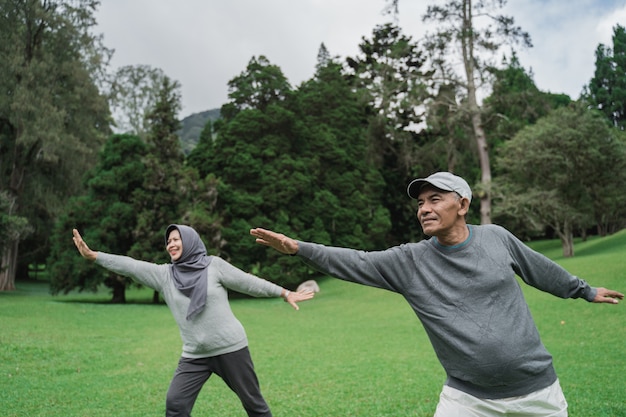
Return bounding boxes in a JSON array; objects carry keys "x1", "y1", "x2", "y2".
[
  {"x1": 295, "y1": 60, "x2": 391, "y2": 251},
  {"x1": 0, "y1": 191, "x2": 32, "y2": 285},
  {"x1": 316, "y1": 42, "x2": 331, "y2": 71},
  {"x1": 389, "y1": 0, "x2": 532, "y2": 224},
  {"x1": 584, "y1": 24, "x2": 626, "y2": 130},
  {"x1": 346, "y1": 23, "x2": 430, "y2": 244},
  {"x1": 129, "y1": 76, "x2": 185, "y2": 277},
  {"x1": 47, "y1": 134, "x2": 147, "y2": 302},
  {"x1": 221, "y1": 55, "x2": 291, "y2": 121},
  {"x1": 204, "y1": 57, "x2": 295, "y2": 267},
  {"x1": 0, "y1": 0, "x2": 111, "y2": 291},
  {"x1": 481, "y1": 54, "x2": 571, "y2": 236},
  {"x1": 107, "y1": 64, "x2": 169, "y2": 138},
  {"x1": 494, "y1": 102, "x2": 625, "y2": 256},
  {"x1": 347, "y1": 23, "x2": 429, "y2": 170},
  {"x1": 186, "y1": 119, "x2": 214, "y2": 178},
  {"x1": 196, "y1": 57, "x2": 390, "y2": 287},
  {"x1": 185, "y1": 119, "x2": 225, "y2": 255},
  {"x1": 484, "y1": 53, "x2": 571, "y2": 147}
]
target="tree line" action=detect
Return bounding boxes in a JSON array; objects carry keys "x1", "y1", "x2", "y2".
[{"x1": 1, "y1": 0, "x2": 625, "y2": 298}]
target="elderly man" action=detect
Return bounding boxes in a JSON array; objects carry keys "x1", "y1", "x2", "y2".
[{"x1": 250, "y1": 172, "x2": 623, "y2": 417}]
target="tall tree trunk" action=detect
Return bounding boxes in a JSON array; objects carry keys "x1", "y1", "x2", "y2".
[
  {"x1": 0, "y1": 241, "x2": 19, "y2": 291},
  {"x1": 461, "y1": 0, "x2": 492, "y2": 224},
  {"x1": 111, "y1": 280, "x2": 126, "y2": 304},
  {"x1": 447, "y1": 136, "x2": 457, "y2": 172},
  {"x1": 471, "y1": 109, "x2": 492, "y2": 225},
  {"x1": 558, "y1": 221, "x2": 575, "y2": 258},
  {"x1": 1, "y1": 136, "x2": 28, "y2": 291}
]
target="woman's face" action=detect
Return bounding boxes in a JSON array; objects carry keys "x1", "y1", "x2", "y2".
[{"x1": 166, "y1": 229, "x2": 183, "y2": 261}]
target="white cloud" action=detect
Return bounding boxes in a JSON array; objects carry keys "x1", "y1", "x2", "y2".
[{"x1": 504, "y1": 0, "x2": 625, "y2": 97}]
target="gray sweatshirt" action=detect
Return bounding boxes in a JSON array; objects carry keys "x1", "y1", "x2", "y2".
[
  {"x1": 296, "y1": 224, "x2": 596, "y2": 399},
  {"x1": 96, "y1": 253, "x2": 283, "y2": 358}
]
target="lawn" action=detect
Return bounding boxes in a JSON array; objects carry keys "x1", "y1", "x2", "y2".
[{"x1": 1, "y1": 231, "x2": 625, "y2": 416}]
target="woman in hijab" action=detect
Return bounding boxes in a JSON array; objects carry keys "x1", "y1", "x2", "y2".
[{"x1": 72, "y1": 224, "x2": 314, "y2": 417}]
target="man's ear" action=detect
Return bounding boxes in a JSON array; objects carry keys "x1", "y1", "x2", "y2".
[{"x1": 459, "y1": 197, "x2": 470, "y2": 216}]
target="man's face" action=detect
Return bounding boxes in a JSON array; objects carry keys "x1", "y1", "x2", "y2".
[
  {"x1": 416, "y1": 186, "x2": 464, "y2": 236},
  {"x1": 166, "y1": 229, "x2": 183, "y2": 261}
]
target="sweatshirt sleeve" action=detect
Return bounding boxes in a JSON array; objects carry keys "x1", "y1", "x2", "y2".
[
  {"x1": 499, "y1": 228, "x2": 597, "y2": 302},
  {"x1": 296, "y1": 241, "x2": 407, "y2": 293},
  {"x1": 212, "y1": 257, "x2": 283, "y2": 297},
  {"x1": 95, "y1": 252, "x2": 169, "y2": 292}
]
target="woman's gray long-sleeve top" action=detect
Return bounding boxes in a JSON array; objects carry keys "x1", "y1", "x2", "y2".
[
  {"x1": 295, "y1": 224, "x2": 596, "y2": 399},
  {"x1": 96, "y1": 253, "x2": 283, "y2": 358}
]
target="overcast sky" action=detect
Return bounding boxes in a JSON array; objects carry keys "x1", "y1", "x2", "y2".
[{"x1": 95, "y1": 0, "x2": 626, "y2": 119}]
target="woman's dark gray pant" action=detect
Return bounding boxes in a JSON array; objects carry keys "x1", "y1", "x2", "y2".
[{"x1": 165, "y1": 346, "x2": 272, "y2": 417}]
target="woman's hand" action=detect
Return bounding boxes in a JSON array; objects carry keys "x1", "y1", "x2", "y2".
[
  {"x1": 72, "y1": 229, "x2": 97, "y2": 261},
  {"x1": 282, "y1": 288, "x2": 315, "y2": 310}
]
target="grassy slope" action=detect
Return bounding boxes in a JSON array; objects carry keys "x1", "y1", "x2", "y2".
[{"x1": 1, "y1": 231, "x2": 624, "y2": 416}]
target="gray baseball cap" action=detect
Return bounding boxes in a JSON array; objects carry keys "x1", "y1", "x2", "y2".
[{"x1": 407, "y1": 172, "x2": 472, "y2": 202}]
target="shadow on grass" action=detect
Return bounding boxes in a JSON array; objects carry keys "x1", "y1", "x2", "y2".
[
  {"x1": 5, "y1": 278, "x2": 256, "y2": 306},
  {"x1": 4, "y1": 278, "x2": 166, "y2": 306}
]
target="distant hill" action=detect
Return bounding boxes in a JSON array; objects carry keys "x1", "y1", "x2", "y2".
[{"x1": 178, "y1": 108, "x2": 221, "y2": 154}]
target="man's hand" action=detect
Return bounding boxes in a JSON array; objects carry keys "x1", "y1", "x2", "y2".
[
  {"x1": 593, "y1": 287, "x2": 624, "y2": 304},
  {"x1": 250, "y1": 228, "x2": 299, "y2": 255},
  {"x1": 72, "y1": 229, "x2": 97, "y2": 261}
]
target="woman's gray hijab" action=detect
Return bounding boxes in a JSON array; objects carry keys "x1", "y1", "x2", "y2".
[{"x1": 166, "y1": 224, "x2": 213, "y2": 320}]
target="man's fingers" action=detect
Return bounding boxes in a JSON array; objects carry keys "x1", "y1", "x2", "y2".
[
  {"x1": 594, "y1": 288, "x2": 624, "y2": 304},
  {"x1": 599, "y1": 288, "x2": 624, "y2": 298},
  {"x1": 250, "y1": 228, "x2": 278, "y2": 247}
]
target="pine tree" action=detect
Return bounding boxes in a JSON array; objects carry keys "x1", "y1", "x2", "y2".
[
  {"x1": 47, "y1": 134, "x2": 147, "y2": 302},
  {"x1": 129, "y1": 77, "x2": 184, "y2": 268},
  {"x1": 585, "y1": 24, "x2": 626, "y2": 130},
  {"x1": 346, "y1": 23, "x2": 430, "y2": 244}
]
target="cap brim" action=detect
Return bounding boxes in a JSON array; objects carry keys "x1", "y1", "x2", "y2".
[{"x1": 407, "y1": 179, "x2": 428, "y2": 199}]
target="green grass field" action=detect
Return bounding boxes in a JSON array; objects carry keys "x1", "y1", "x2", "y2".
[{"x1": 1, "y1": 231, "x2": 625, "y2": 416}]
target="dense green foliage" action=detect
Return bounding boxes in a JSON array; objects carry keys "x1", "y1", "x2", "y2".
[
  {"x1": 189, "y1": 57, "x2": 391, "y2": 287},
  {"x1": 484, "y1": 53, "x2": 571, "y2": 148},
  {"x1": 0, "y1": 192, "x2": 31, "y2": 256},
  {"x1": 3, "y1": 231, "x2": 625, "y2": 416},
  {"x1": 495, "y1": 102, "x2": 626, "y2": 256},
  {"x1": 0, "y1": 0, "x2": 111, "y2": 289},
  {"x1": 347, "y1": 23, "x2": 430, "y2": 245},
  {"x1": 47, "y1": 134, "x2": 147, "y2": 301}
]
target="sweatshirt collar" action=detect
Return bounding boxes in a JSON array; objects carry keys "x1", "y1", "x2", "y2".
[{"x1": 432, "y1": 225, "x2": 473, "y2": 250}]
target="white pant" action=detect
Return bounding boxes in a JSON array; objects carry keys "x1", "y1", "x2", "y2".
[{"x1": 434, "y1": 380, "x2": 568, "y2": 417}]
